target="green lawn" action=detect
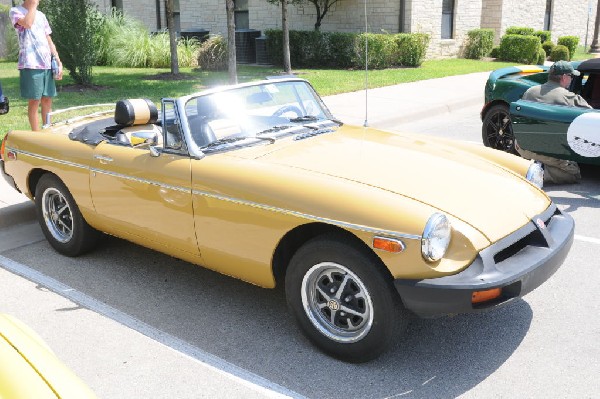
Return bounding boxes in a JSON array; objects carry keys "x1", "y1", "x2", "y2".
[{"x1": 0, "y1": 50, "x2": 596, "y2": 138}]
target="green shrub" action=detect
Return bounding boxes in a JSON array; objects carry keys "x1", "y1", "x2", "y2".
[
  {"x1": 39, "y1": 0, "x2": 104, "y2": 85},
  {"x1": 353, "y1": 33, "x2": 397, "y2": 69},
  {"x1": 536, "y1": 47, "x2": 547, "y2": 64},
  {"x1": 3, "y1": 24, "x2": 19, "y2": 62},
  {"x1": 394, "y1": 33, "x2": 429, "y2": 66},
  {"x1": 197, "y1": 35, "x2": 228, "y2": 71},
  {"x1": 505, "y1": 26, "x2": 535, "y2": 36},
  {"x1": 499, "y1": 34, "x2": 541, "y2": 64},
  {"x1": 265, "y1": 30, "x2": 284, "y2": 67},
  {"x1": 549, "y1": 44, "x2": 570, "y2": 62},
  {"x1": 490, "y1": 46, "x2": 500, "y2": 58},
  {"x1": 327, "y1": 32, "x2": 358, "y2": 68},
  {"x1": 542, "y1": 41, "x2": 555, "y2": 57},
  {"x1": 557, "y1": 36, "x2": 578, "y2": 60},
  {"x1": 463, "y1": 28, "x2": 494, "y2": 59},
  {"x1": 95, "y1": 12, "x2": 199, "y2": 68},
  {"x1": 534, "y1": 30, "x2": 552, "y2": 43}
]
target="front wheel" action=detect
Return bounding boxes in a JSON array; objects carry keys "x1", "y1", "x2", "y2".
[
  {"x1": 35, "y1": 174, "x2": 99, "y2": 256},
  {"x1": 482, "y1": 104, "x2": 517, "y2": 154},
  {"x1": 285, "y1": 235, "x2": 408, "y2": 362}
]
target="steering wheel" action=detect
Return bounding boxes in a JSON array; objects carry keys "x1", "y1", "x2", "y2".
[{"x1": 272, "y1": 105, "x2": 302, "y2": 118}]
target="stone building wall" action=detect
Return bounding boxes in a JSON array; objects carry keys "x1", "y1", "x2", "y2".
[
  {"x1": 552, "y1": 1, "x2": 596, "y2": 48},
  {"x1": 89, "y1": 0, "x2": 598, "y2": 59},
  {"x1": 480, "y1": 0, "x2": 503, "y2": 44}
]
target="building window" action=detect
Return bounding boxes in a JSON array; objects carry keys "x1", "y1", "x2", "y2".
[
  {"x1": 441, "y1": 0, "x2": 455, "y2": 39},
  {"x1": 111, "y1": 0, "x2": 123, "y2": 10},
  {"x1": 235, "y1": 0, "x2": 249, "y2": 30},
  {"x1": 544, "y1": 0, "x2": 552, "y2": 31}
]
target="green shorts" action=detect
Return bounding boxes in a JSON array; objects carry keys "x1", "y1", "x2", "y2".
[{"x1": 20, "y1": 69, "x2": 57, "y2": 100}]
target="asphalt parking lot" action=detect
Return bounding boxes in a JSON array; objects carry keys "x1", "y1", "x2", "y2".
[{"x1": 1, "y1": 76, "x2": 599, "y2": 398}]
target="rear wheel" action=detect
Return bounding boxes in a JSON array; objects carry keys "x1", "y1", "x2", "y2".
[
  {"x1": 482, "y1": 104, "x2": 517, "y2": 154},
  {"x1": 285, "y1": 235, "x2": 408, "y2": 362},
  {"x1": 35, "y1": 174, "x2": 99, "y2": 256}
]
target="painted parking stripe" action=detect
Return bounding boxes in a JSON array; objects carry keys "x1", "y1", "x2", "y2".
[{"x1": 0, "y1": 255, "x2": 305, "y2": 399}]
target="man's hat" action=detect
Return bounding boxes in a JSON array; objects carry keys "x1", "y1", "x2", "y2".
[{"x1": 549, "y1": 60, "x2": 580, "y2": 76}]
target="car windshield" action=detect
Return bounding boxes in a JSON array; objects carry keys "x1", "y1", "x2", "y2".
[{"x1": 184, "y1": 80, "x2": 337, "y2": 151}]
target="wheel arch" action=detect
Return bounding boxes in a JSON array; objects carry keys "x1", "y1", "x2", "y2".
[
  {"x1": 271, "y1": 222, "x2": 393, "y2": 288},
  {"x1": 481, "y1": 99, "x2": 509, "y2": 121},
  {"x1": 27, "y1": 168, "x2": 55, "y2": 198}
]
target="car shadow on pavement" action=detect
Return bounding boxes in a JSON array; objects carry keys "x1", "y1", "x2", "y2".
[{"x1": 3, "y1": 235, "x2": 533, "y2": 399}]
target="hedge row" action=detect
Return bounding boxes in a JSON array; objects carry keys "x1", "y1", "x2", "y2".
[
  {"x1": 265, "y1": 30, "x2": 429, "y2": 69},
  {"x1": 496, "y1": 26, "x2": 580, "y2": 63}
]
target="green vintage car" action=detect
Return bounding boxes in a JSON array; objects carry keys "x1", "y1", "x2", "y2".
[{"x1": 481, "y1": 58, "x2": 600, "y2": 165}]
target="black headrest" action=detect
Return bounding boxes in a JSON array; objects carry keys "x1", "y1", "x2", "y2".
[{"x1": 115, "y1": 99, "x2": 158, "y2": 126}]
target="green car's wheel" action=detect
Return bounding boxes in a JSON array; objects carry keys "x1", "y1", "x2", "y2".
[
  {"x1": 35, "y1": 174, "x2": 100, "y2": 257},
  {"x1": 482, "y1": 104, "x2": 517, "y2": 154},
  {"x1": 285, "y1": 235, "x2": 408, "y2": 363}
]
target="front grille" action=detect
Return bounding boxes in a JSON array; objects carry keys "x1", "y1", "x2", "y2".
[{"x1": 492, "y1": 212, "x2": 554, "y2": 264}]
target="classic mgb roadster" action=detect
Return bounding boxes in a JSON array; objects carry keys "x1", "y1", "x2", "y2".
[{"x1": 1, "y1": 78, "x2": 574, "y2": 362}]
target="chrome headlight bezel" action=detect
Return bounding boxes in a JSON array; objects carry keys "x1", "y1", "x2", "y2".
[
  {"x1": 421, "y1": 213, "x2": 451, "y2": 262},
  {"x1": 526, "y1": 161, "x2": 544, "y2": 189}
]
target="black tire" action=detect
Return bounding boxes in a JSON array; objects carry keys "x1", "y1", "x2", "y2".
[
  {"x1": 285, "y1": 235, "x2": 408, "y2": 363},
  {"x1": 35, "y1": 174, "x2": 99, "y2": 256},
  {"x1": 482, "y1": 103, "x2": 517, "y2": 154}
]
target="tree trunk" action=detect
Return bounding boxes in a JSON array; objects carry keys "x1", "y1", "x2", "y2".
[
  {"x1": 166, "y1": 0, "x2": 179, "y2": 74},
  {"x1": 226, "y1": 0, "x2": 238, "y2": 84},
  {"x1": 591, "y1": 0, "x2": 600, "y2": 53},
  {"x1": 282, "y1": 1, "x2": 292, "y2": 74}
]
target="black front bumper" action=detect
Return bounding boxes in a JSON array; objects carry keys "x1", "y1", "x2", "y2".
[
  {"x1": 0, "y1": 159, "x2": 18, "y2": 191},
  {"x1": 394, "y1": 203, "x2": 574, "y2": 318}
]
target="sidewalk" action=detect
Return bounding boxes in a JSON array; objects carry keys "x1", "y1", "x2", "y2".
[
  {"x1": 323, "y1": 71, "x2": 490, "y2": 129},
  {"x1": 0, "y1": 71, "x2": 491, "y2": 398}
]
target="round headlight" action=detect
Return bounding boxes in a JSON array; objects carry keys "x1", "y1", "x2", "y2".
[
  {"x1": 421, "y1": 213, "x2": 451, "y2": 262},
  {"x1": 526, "y1": 161, "x2": 544, "y2": 189}
]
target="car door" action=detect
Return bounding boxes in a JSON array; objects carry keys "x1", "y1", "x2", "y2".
[
  {"x1": 510, "y1": 99, "x2": 600, "y2": 165},
  {"x1": 89, "y1": 101, "x2": 198, "y2": 255}
]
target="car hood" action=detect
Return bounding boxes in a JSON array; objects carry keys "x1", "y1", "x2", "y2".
[{"x1": 235, "y1": 126, "x2": 549, "y2": 243}]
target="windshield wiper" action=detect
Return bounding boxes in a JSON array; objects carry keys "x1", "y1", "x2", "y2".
[
  {"x1": 289, "y1": 115, "x2": 319, "y2": 123},
  {"x1": 202, "y1": 135, "x2": 275, "y2": 151},
  {"x1": 256, "y1": 125, "x2": 293, "y2": 135},
  {"x1": 201, "y1": 136, "x2": 251, "y2": 150}
]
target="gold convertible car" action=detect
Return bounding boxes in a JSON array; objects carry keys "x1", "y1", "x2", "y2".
[{"x1": 1, "y1": 78, "x2": 574, "y2": 362}]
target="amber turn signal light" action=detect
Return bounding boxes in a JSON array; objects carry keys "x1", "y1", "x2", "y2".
[
  {"x1": 373, "y1": 237, "x2": 405, "y2": 253},
  {"x1": 472, "y1": 288, "x2": 502, "y2": 304}
]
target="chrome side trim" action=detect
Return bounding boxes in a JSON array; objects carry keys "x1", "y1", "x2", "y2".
[
  {"x1": 192, "y1": 189, "x2": 422, "y2": 241},
  {"x1": 9, "y1": 148, "x2": 88, "y2": 171},
  {"x1": 10, "y1": 148, "x2": 420, "y2": 240},
  {"x1": 90, "y1": 168, "x2": 191, "y2": 194}
]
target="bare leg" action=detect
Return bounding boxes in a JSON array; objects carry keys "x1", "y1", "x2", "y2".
[
  {"x1": 41, "y1": 96, "x2": 53, "y2": 128},
  {"x1": 28, "y1": 99, "x2": 41, "y2": 131}
]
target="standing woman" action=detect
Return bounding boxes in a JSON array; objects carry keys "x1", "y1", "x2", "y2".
[{"x1": 9, "y1": 0, "x2": 62, "y2": 131}]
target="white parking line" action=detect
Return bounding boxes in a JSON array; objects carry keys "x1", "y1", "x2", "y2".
[
  {"x1": 0, "y1": 255, "x2": 304, "y2": 399},
  {"x1": 575, "y1": 234, "x2": 600, "y2": 245}
]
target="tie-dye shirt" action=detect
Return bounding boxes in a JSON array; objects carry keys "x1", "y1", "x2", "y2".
[{"x1": 9, "y1": 6, "x2": 52, "y2": 70}]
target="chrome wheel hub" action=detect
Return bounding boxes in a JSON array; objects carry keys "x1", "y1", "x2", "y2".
[
  {"x1": 42, "y1": 187, "x2": 74, "y2": 243},
  {"x1": 301, "y1": 262, "x2": 373, "y2": 343}
]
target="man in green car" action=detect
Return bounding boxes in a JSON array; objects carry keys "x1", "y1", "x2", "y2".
[{"x1": 517, "y1": 61, "x2": 592, "y2": 184}]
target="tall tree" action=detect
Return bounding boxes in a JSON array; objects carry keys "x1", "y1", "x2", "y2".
[
  {"x1": 305, "y1": 0, "x2": 341, "y2": 31},
  {"x1": 591, "y1": 0, "x2": 600, "y2": 53},
  {"x1": 268, "y1": 0, "x2": 301, "y2": 74},
  {"x1": 165, "y1": 0, "x2": 180, "y2": 74},
  {"x1": 226, "y1": 0, "x2": 238, "y2": 83}
]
